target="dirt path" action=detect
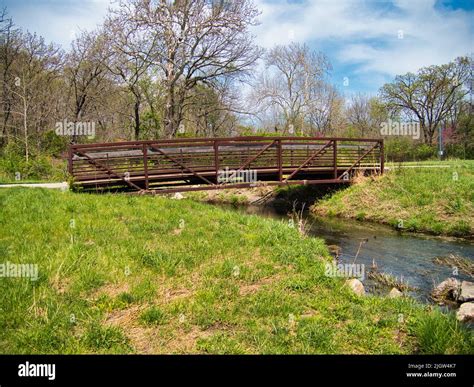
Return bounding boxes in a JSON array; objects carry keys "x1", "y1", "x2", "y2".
[{"x1": 0, "y1": 182, "x2": 68, "y2": 190}]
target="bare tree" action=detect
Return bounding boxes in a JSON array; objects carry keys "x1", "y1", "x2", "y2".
[
  {"x1": 116, "y1": 0, "x2": 261, "y2": 137},
  {"x1": 139, "y1": 72, "x2": 165, "y2": 138},
  {"x1": 184, "y1": 81, "x2": 241, "y2": 137},
  {"x1": 103, "y1": 15, "x2": 154, "y2": 140},
  {"x1": 0, "y1": 8, "x2": 22, "y2": 144},
  {"x1": 308, "y1": 83, "x2": 340, "y2": 135},
  {"x1": 253, "y1": 42, "x2": 331, "y2": 135},
  {"x1": 380, "y1": 56, "x2": 472, "y2": 145},
  {"x1": 6, "y1": 32, "x2": 62, "y2": 161},
  {"x1": 328, "y1": 94, "x2": 347, "y2": 136},
  {"x1": 346, "y1": 93, "x2": 378, "y2": 137},
  {"x1": 65, "y1": 29, "x2": 110, "y2": 142}
]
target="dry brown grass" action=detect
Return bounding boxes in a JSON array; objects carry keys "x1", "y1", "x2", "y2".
[
  {"x1": 238, "y1": 274, "x2": 282, "y2": 296},
  {"x1": 433, "y1": 254, "x2": 474, "y2": 277},
  {"x1": 164, "y1": 326, "x2": 215, "y2": 353},
  {"x1": 93, "y1": 282, "x2": 130, "y2": 299},
  {"x1": 104, "y1": 305, "x2": 158, "y2": 353}
]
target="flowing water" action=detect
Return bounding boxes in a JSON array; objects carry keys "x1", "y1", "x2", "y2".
[{"x1": 223, "y1": 203, "x2": 474, "y2": 302}]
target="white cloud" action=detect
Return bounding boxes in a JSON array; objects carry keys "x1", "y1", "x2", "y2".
[
  {"x1": 6, "y1": 0, "x2": 473, "y2": 83},
  {"x1": 7, "y1": 0, "x2": 112, "y2": 49},
  {"x1": 254, "y1": 0, "x2": 473, "y2": 77}
]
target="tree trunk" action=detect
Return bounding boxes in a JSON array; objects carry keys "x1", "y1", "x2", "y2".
[
  {"x1": 134, "y1": 99, "x2": 140, "y2": 140},
  {"x1": 22, "y1": 95, "x2": 28, "y2": 163},
  {"x1": 427, "y1": 126, "x2": 435, "y2": 146},
  {"x1": 72, "y1": 103, "x2": 82, "y2": 144},
  {"x1": 165, "y1": 87, "x2": 175, "y2": 138}
]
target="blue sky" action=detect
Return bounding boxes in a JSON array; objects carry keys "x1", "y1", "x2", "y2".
[{"x1": 2, "y1": 0, "x2": 473, "y2": 96}]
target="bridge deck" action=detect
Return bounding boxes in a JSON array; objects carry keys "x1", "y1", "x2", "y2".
[{"x1": 69, "y1": 136, "x2": 384, "y2": 193}]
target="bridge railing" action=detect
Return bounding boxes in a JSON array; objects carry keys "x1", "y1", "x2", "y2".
[{"x1": 69, "y1": 136, "x2": 384, "y2": 193}]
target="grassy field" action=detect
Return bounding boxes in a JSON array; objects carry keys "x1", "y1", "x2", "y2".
[
  {"x1": 313, "y1": 160, "x2": 474, "y2": 237},
  {"x1": 0, "y1": 188, "x2": 472, "y2": 354}
]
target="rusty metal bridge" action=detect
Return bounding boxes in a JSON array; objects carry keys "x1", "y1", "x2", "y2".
[{"x1": 68, "y1": 136, "x2": 384, "y2": 194}]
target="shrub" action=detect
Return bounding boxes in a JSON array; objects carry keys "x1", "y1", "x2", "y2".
[
  {"x1": 0, "y1": 141, "x2": 67, "y2": 182},
  {"x1": 385, "y1": 138, "x2": 437, "y2": 162}
]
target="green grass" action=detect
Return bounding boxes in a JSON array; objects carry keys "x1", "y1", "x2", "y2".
[
  {"x1": 313, "y1": 160, "x2": 474, "y2": 237},
  {"x1": 0, "y1": 188, "x2": 472, "y2": 354},
  {"x1": 140, "y1": 307, "x2": 167, "y2": 326},
  {"x1": 414, "y1": 310, "x2": 473, "y2": 354},
  {"x1": 82, "y1": 323, "x2": 131, "y2": 352}
]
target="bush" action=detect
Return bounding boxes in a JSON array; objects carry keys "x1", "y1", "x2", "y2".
[
  {"x1": 445, "y1": 143, "x2": 474, "y2": 160},
  {"x1": 384, "y1": 137, "x2": 472, "y2": 162},
  {"x1": 385, "y1": 138, "x2": 437, "y2": 162},
  {"x1": 41, "y1": 130, "x2": 68, "y2": 157},
  {"x1": 0, "y1": 141, "x2": 67, "y2": 182},
  {"x1": 413, "y1": 143, "x2": 436, "y2": 160}
]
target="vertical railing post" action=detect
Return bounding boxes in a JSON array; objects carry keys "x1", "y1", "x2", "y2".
[
  {"x1": 333, "y1": 140, "x2": 337, "y2": 179},
  {"x1": 358, "y1": 145, "x2": 361, "y2": 170},
  {"x1": 380, "y1": 140, "x2": 384, "y2": 175},
  {"x1": 214, "y1": 140, "x2": 219, "y2": 184},
  {"x1": 277, "y1": 139, "x2": 283, "y2": 181},
  {"x1": 143, "y1": 143, "x2": 149, "y2": 190},
  {"x1": 68, "y1": 145, "x2": 73, "y2": 175}
]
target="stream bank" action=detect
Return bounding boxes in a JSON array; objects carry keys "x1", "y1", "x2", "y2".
[{"x1": 185, "y1": 186, "x2": 474, "y2": 304}]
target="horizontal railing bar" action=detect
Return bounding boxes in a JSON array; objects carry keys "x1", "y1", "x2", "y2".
[{"x1": 70, "y1": 136, "x2": 382, "y2": 150}]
